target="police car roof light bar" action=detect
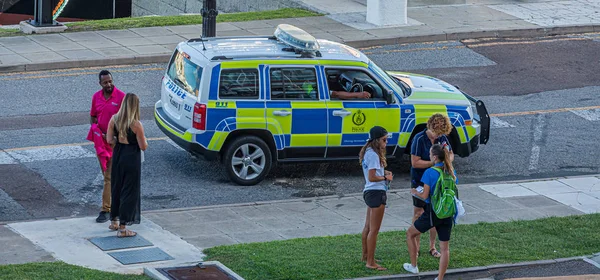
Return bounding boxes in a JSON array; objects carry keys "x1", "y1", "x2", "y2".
[{"x1": 274, "y1": 24, "x2": 320, "y2": 54}]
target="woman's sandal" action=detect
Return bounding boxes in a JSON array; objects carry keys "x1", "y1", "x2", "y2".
[
  {"x1": 108, "y1": 222, "x2": 119, "y2": 231},
  {"x1": 429, "y1": 248, "x2": 441, "y2": 258},
  {"x1": 366, "y1": 264, "x2": 387, "y2": 271},
  {"x1": 117, "y1": 229, "x2": 137, "y2": 238}
]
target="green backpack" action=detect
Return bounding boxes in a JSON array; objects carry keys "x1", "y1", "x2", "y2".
[{"x1": 431, "y1": 167, "x2": 459, "y2": 219}]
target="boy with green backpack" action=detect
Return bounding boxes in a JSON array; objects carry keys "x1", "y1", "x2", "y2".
[{"x1": 403, "y1": 143, "x2": 459, "y2": 280}]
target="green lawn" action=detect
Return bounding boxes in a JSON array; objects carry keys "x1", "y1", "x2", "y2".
[
  {"x1": 204, "y1": 214, "x2": 600, "y2": 280},
  {"x1": 65, "y1": 8, "x2": 320, "y2": 32},
  {"x1": 0, "y1": 261, "x2": 150, "y2": 280},
  {"x1": 0, "y1": 8, "x2": 320, "y2": 37}
]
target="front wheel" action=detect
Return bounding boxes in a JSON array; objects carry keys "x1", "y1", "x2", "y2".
[{"x1": 224, "y1": 136, "x2": 272, "y2": 186}]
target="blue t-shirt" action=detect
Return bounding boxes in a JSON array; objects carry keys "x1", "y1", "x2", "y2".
[
  {"x1": 410, "y1": 130, "x2": 452, "y2": 186},
  {"x1": 421, "y1": 162, "x2": 458, "y2": 203}
]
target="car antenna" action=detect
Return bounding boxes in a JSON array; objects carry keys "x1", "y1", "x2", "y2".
[{"x1": 200, "y1": 36, "x2": 207, "y2": 51}]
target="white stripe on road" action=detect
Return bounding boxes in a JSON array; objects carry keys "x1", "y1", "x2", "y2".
[
  {"x1": 528, "y1": 114, "x2": 545, "y2": 171},
  {"x1": 0, "y1": 152, "x2": 17, "y2": 164},
  {"x1": 2, "y1": 146, "x2": 95, "y2": 164},
  {"x1": 490, "y1": 116, "x2": 515, "y2": 128},
  {"x1": 165, "y1": 138, "x2": 186, "y2": 152},
  {"x1": 570, "y1": 109, "x2": 600, "y2": 121}
]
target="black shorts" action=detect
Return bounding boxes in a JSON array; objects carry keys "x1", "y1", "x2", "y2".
[
  {"x1": 411, "y1": 180, "x2": 427, "y2": 208},
  {"x1": 413, "y1": 204, "x2": 453, "y2": 241},
  {"x1": 363, "y1": 190, "x2": 387, "y2": 208}
]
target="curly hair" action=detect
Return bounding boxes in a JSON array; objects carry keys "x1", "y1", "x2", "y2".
[{"x1": 427, "y1": 113, "x2": 452, "y2": 136}]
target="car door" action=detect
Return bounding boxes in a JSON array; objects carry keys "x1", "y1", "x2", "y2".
[
  {"x1": 323, "y1": 67, "x2": 380, "y2": 158},
  {"x1": 265, "y1": 65, "x2": 327, "y2": 159}
]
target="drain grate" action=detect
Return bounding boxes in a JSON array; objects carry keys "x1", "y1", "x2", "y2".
[
  {"x1": 108, "y1": 247, "x2": 173, "y2": 265},
  {"x1": 89, "y1": 235, "x2": 153, "y2": 251},
  {"x1": 157, "y1": 264, "x2": 235, "y2": 280}
]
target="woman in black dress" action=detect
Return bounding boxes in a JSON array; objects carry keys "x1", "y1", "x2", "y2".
[{"x1": 106, "y1": 93, "x2": 148, "y2": 237}]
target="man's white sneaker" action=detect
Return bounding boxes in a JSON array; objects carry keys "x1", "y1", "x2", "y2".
[{"x1": 402, "y1": 263, "x2": 419, "y2": 273}]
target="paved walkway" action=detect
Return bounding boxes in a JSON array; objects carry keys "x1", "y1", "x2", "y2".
[
  {"x1": 2, "y1": 174, "x2": 599, "y2": 276},
  {"x1": 1, "y1": 0, "x2": 600, "y2": 72}
]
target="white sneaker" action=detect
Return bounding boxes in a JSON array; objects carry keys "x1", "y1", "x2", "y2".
[{"x1": 403, "y1": 263, "x2": 419, "y2": 273}]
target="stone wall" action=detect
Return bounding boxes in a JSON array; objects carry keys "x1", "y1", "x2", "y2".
[{"x1": 132, "y1": 0, "x2": 304, "y2": 17}]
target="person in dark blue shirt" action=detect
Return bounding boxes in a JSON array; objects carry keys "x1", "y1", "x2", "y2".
[
  {"x1": 403, "y1": 144, "x2": 457, "y2": 279},
  {"x1": 409, "y1": 113, "x2": 454, "y2": 259}
]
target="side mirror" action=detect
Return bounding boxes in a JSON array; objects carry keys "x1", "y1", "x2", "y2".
[{"x1": 386, "y1": 91, "x2": 395, "y2": 105}]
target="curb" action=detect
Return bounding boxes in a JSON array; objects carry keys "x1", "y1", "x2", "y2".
[
  {"x1": 1, "y1": 25, "x2": 599, "y2": 73},
  {"x1": 351, "y1": 256, "x2": 589, "y2": 280},
  {"x1": 0, "y1": 54, "x2": 171, "y2": 73},
  {"x1": 346, "y1": 24, "x2": 600, "y2": 48}
]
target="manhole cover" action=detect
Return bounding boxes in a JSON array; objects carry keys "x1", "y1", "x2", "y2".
[{"x1": 157, "y1": 264, "x2": 235, "y2": 280}]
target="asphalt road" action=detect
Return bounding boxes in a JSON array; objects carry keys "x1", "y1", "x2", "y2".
[{"x1": 1, "y1": 34, "x2": 600, "y2": 222}]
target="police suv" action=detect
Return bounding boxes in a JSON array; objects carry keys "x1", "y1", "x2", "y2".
[{"x1": 155, "y1": 24, "x2": 490, "y2": 186}]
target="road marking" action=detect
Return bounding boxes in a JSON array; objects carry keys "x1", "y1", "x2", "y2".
[
  {"x1": 0, "y1": 67, "x2": 164, "y2": 81},
  {"x1": 2, "y1": 137, "x2": 167, "y2": 153},
  {"x1": 8, "y1": 146, "x2": 96, "y2": 163},
  {"x1": 466, "y1": 37, "x2": 588, "y2": 48},
  {"x1": 165, "y1": 138, "x2": 186, "y2": 152},
  {"x1": 362, "y1": 45, "x2": 464, "y2": 55},
  {"x1": 570, "y1": 109, "x2": 600, "y2": 121},
  {"x1": 490, "y1": 116, "x2": 515, "y2": 128},
  {"x1": 0, "y1": 151, "x2": 17, "y2": 164},
  {"x1": 1, "y1": 137, "x2": 169, "y2": 165},
  {"x1": 490, "y1": 105, "x2": 600, "y2": 117},
  {"x1": 529, "y1": 114, "x2": 545, "y2": 171}
]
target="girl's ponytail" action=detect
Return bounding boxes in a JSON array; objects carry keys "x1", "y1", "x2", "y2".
[{"x1": 442, "y1": 146, "x2": 456, "y2": 181}]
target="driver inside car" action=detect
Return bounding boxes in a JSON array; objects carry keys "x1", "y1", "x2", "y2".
[
  {"x1": 330, "y1": 90, "x2": 371, "y2": 99},
  {"x1": 302, "y1": 81, "x2": 372, "y2": 100}
]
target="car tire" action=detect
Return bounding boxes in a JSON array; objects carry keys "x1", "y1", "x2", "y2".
[{"x1": 224, "y1": 135, "x2": 272, "y2": 186}]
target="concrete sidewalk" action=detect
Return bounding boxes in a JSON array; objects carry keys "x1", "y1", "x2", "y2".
[
  {"x1": 1, "y1": 0, "x2": 600, "y2": 72},
  {"x1": 1, "y1": 174, "x2": 599, "y2": 276}
]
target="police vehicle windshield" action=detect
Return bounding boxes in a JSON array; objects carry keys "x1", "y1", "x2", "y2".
[{"x1": 369, "y1": 61, "x2": 404, "y2": 97}]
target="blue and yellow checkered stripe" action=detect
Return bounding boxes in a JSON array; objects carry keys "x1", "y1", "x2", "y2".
[{"x1": 186, "y1": 59, "x2": 477, "y2": 153}]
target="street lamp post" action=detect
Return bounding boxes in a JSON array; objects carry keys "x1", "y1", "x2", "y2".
[
  {"x1": 201, "y1": 0, "x2": 218, "y2": 37},
  {"x1": 33, "y1": 0, "x2": 53, "y2": 26},
  {"x1": 20, "y1": 0, "x2": 67, "y2": 33}
]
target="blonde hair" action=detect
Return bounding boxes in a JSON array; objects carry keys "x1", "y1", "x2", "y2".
[
  {"x1": 112, "y1": 93, "x2": 140, "y2": 142},
  {"x1": 427, "y1": 113, "x2": 452, "y2": 136},
  {"x1": 359, "y1": 137, "x2": 387, "y2": 168}
]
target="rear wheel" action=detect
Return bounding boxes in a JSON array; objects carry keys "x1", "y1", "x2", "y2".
[{"x1": 224, "y1": 136, "x2": 272, "y2": 186}]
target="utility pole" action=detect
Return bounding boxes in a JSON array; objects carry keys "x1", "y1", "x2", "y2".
[{"x1": 201, "y1": 0, "x2": 218, "y2": 37}]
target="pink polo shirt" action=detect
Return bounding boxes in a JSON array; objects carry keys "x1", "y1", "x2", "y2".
[{"x1": 90, "y1": 87, "x2": 125, "y2": 134}]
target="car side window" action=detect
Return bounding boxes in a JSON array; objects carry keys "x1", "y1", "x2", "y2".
[
  {"x1": 219, "y1": 69, "x2": 259, "y2": 99},
  {"x1": 325, "y1": 68, "x2": 385, "y2": 100},
  {"x1": 270, "y1": 67, "x2": 319, "y2": 100}
]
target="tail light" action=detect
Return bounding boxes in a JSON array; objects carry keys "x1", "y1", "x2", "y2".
[{"x1": 193, "y1": 102, "x2": 207, "y2": 130}]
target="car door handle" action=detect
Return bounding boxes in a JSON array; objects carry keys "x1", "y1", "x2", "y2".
[
  {"x1": 273, "y1": 110, "x2": 291, "y2": 116},
  {"x1": 332, "y1": 110, "x2": 351, "y2": 117}
]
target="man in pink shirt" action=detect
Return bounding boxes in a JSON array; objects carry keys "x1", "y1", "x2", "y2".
[{"x1": 90, "y1": 70, "x2": 125, "y2": 223}]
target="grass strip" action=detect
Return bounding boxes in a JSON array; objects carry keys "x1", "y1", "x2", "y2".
[
  {"x1": 0, "y1": 28, "x2": 21, "y2": 37},
  {"x1": 0, "y1": 261, "x2": 150, "y2": 279},
  {"x1": 204, "y1": 213, "x2": 600, "y2": 280},
  {"x1": 65, "y1": 8, "x2": 320, "y2": 32}
]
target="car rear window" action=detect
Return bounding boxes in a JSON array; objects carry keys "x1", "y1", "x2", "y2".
[{"x1": 167, "y1": 50, "x2": 203, "y2": 96}]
